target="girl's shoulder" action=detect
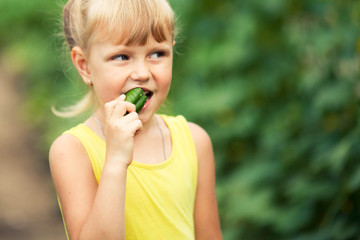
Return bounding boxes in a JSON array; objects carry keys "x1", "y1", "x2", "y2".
[
  {"x1": 187, "y1": 122, "x2": 209, "y2": 137},
  {"x1": 49, "y1": 130, "x2": 92, "y2": 178},
  {"x1": 162, "y1": 114, "x2": 212, "y2": 148},
  {"x1": 49, "y1": 132, "x2": 84, "y2": 159},
  {"x1": 186, "y1": 122, "x2": 213, "y2": 156},
  {"x1": 49, "y1": 117, "x2": 100, "y2": 165}
]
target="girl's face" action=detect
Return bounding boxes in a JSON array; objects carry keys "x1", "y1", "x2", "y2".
[{"x1": 86, "y1": 35, "x2": 174, "y2": 123}]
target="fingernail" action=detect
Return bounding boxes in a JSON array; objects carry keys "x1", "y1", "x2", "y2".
[{"x1": 119, "y1": 94, "x2": 126, "y2": 100}]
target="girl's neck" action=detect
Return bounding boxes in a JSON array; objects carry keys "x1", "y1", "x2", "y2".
[
  {"x1": 88, "y1": 111, "x2": 169, "y2": 164},
  {"x1": 137, "y1": 115, "x2": 159, "y2": 137},
  {"x1": 91, "y1": 109, "x2": 159, "y2": 139}
]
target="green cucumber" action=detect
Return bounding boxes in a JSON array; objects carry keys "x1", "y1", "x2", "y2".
[
  {"x1": 135, "y1": 94, "x2": 147, "y2": 112},
  {"x1": 125, "y1": 88, "x2": 146, "y2": 113}
]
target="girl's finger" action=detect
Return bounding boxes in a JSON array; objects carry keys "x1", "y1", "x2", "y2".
[
  {"x1": 118, "y1": 94, "x2": 126, "y2": 101},
  {"x1": 104, "y1": 99, "x2": 118, "y2": 121},
  {"x1": 104, "y1": 94, "x2": 126, "y2": 120},
  {"x1": 112, "y1": 101, "x2": 136, "y2": 119},
  {"x1": 127, "y1": 119, "x2": 143, "y2": 134}
]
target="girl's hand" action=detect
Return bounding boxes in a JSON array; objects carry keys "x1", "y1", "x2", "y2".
[{"x1": 103, "y1": 94, "x2": 143, "y2": 169}]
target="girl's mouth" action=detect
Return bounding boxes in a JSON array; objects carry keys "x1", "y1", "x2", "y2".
[
  {"x1": 143, "y1": 90, "x2": 153, "y2": 100},
  {"x1": 142, "y1": 90, "x2": 153, "y2": 111}
]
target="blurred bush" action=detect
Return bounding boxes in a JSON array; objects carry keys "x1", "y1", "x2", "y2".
[
  {"x1": 170, "y1": 0, "x2": 360, "y2": 239},
  {"x1": 0, "y1": 0, "x2": 89, "y2": 144},
  {"x1": 2, "y1": 0, "x2": 360, "y2": 239}
]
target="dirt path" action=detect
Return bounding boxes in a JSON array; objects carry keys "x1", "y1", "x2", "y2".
[{"x1": 0, "y1": 66, "x2": 66, "y2": 239}]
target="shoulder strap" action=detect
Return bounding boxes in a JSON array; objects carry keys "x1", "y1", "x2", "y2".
[
  {"x1": 161, "y1": 115, "x2": 198, "y2": 187},
  {"x1": 64, "y1": 124, "x2": 105, "y2": 183}
]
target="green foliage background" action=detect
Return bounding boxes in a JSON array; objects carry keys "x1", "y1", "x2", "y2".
[{"x1": 2, "y1": 0, "x2": 360, "y2": 239}]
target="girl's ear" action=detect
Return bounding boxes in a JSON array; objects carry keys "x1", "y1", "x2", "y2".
[{"x1": 71, "y1": 46, "x2": 92, "y2": 86}]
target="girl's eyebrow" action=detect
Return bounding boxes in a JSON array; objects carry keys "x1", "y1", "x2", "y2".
[
  {"x1": 100, "y1": 40, "x2": 172, "y2": 58},
  {"x1": 147, "y1": 42, "x2": 172, "y2": 51},
  {"x1": 102, "y1": 43, "x2": 132, "y2": 55},
  {"x1": 118, "y1": 42, "x2": 172, "y2": 53},
  {"x1": 99, "y1": 47, "x2": 129, "y2": 60}
]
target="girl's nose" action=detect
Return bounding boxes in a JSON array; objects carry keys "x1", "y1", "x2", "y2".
[{"x1": 130, "y1": 61, "x2": 151, "y2": 81}]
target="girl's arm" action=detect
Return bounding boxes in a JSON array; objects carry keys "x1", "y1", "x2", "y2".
[
  {"x1": 50, "y1": 134, "x2": 128, "y2": 240},
  {"x1": 189, "y1": 123, "x2": 223, "y2": 240},
  {"x1": 50, "y1": 99, "x2": 141, "y2": 240}
]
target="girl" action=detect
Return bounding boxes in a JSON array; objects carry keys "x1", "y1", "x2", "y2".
[{"x1": 49, "y1": 0, "x2": 222, "y2": 239}]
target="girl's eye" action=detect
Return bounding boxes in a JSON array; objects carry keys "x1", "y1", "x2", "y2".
[
  {"x1": 150, "y1": 51, "x2": 165, "y2": 59},
  {"x1": 112, "y1": 54, "x2": 129, "y2": 61}
]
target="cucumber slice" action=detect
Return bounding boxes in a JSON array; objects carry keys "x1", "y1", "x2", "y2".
[
  {"x1": 125, "y1": 88, "x2": 144, "y2": 104},
  {"x1": 135, "y1": 94, "x2": 147, "y2": 112},
  {"x1": 125, "y1": 88, "x2": 146, "y2": 113}
]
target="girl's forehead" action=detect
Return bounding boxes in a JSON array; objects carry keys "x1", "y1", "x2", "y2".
[{"x1": 89, "y1": 31, "x2": 173, "y2": 55}]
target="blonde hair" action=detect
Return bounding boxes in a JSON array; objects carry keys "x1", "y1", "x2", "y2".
[{"x1": 53, "y1": 0, "x2": 176, "y2": 118}]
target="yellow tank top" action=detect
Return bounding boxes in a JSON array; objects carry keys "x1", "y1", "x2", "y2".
[{"x1": 61, "y1": 115, "x2": 198, "y2": 239}]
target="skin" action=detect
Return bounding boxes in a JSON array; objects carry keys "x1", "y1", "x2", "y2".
[{"x1": 49, "y1": 33, "x2": 222, "y2": 239}]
